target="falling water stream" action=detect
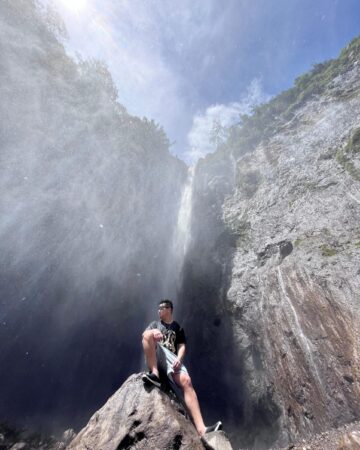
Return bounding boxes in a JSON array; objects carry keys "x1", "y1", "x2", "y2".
[
  {"x1": 158, "y1": 165, "x2": 195, "y2": 303},
  {"x1": 173, "y1": 165, "x2": 195, "y2": 270},
  {"x1": 277, "y1": 267, "x2": 324, "y2": 395}
]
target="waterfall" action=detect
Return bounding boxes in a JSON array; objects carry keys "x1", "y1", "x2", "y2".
[
  {"x1": 174, "y1": 165, "x2": 195, "y2": 263},
  {"x1": 160, "y1": 165, "x2": 195, "y2": 300}
]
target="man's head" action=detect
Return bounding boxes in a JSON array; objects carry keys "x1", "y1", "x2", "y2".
[{"x1": 158, "y1": 299, "x2": 173, "y2": 322}]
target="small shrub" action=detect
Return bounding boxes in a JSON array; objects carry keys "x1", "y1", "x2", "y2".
[
  {"x1": 320, "y1": 244, "x2": 337, "y2": 257},
  {"x1": 336, "y1": 148, "x2": 360, "y2": 181},
  {"x1": 226, "y1": 217, "x2": 251, "y2": 246},
  {"x1": 236, "y1": 169, "x2": 262, "y2": 198},
  {"x1": 346, "y1": 127, "x2": 360, "y2": 155}
]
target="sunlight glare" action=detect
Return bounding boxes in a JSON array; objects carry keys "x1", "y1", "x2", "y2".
[{"x1": 59, "y1": 0, "x2": 88, "y2": 13}]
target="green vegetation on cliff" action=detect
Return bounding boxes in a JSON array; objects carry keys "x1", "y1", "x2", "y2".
[
  {"x1": 336, "y1": 127, "x2": 360, "y2": 181},
  {"x1": 320, "y1": 244, "x2": 338, "y2": 257},
  {"x1": 206, "y1": 35, "x2": 360, "y2": 162}
]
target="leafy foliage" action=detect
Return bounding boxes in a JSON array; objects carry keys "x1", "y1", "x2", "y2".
[
  {"x1": 205, "y1": 35, "x2": 360, "y2": 162},
  {"x1": 336, "y1": 128, "x2": 360, "y2": 181},
  {"x1": 344, "y1": 127, "x2": 360, "y2": 155}
]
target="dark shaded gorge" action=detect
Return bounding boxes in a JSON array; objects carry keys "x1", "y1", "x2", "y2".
[{"x1": 177, "y1": 155, "x2": 282, "y2": 450}]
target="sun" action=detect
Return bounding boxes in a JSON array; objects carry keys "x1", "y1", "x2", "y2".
[{"x1": 58, "y1": 0, "x2": 87, "y2": 13}]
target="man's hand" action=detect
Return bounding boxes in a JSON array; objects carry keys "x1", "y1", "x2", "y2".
[
  {"x1": 172, "y1": 358, "x2": 182, "y2": 371},
  {"x1": 152, "y1": 329, "x2": 163, "y2": 342}
]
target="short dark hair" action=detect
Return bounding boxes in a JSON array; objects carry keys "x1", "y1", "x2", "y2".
[{"x1": 159, "y1": 299, "x2": 173, "y2": 311}]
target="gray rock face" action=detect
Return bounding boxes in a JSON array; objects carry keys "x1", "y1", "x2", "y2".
[
  {"x1": 9, "y1": 444, "x2": 28, "y2": 450},
  {"x1": 68, "y1": 374, "x2": 206, "y2": 450},
  {"x1": 339, "y1": 430, "x2": 360, "y2": 449},
  {"x1": 202, "y1": 431, "x2": 234, "y2": 450},
  {"x1": 61, "y1": 429, "x2": 76, "y2": 446},
  {"x1": 181, "y1": 41, "x2": 360, "y2": 449},
  {"x1": 223, "y1": 64, "x2": 360, "y2": 446}
]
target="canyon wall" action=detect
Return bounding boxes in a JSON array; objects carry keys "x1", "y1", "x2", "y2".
[{"x1": 181, "y1": 38, "x2": 360, "y2": 449}]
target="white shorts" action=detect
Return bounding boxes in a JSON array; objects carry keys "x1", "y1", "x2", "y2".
[{"x1": 156, "y1": 344, "x2": 188, "y2": 380}]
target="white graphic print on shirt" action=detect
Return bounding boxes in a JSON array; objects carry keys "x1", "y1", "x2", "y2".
[{"x1": 162, "y1": 328, "x2": 176, "y2": 354}]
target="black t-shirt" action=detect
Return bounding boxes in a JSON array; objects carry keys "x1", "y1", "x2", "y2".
[{"x1": 146, "y1": 320, "x2": 186, "y2": 355}]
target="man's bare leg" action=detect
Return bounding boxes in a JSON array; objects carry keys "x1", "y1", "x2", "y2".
[
  {"x1": 142, "y1": 331, "x2": 159, "y2": 377},
  {"x1": 173, "y1": 372, "x2": 206, "y2": 436}
]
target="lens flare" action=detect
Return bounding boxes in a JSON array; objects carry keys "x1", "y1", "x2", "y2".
[{"x1": 59, "y1": 0, "x2": 87, "y2": 13}]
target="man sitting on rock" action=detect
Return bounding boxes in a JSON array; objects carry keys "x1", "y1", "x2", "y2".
[{"x1": 142, "y1": 298, "x2": 222, "y2": 437}]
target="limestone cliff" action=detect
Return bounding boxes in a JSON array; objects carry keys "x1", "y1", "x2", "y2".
[{"x1": 180, "y1": 37, "x2": 360, "y2": 449}]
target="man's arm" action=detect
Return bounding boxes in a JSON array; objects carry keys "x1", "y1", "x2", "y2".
[
  {"x1": 173, "y1": 343, "x2": 186, "y2": 370},
  {"x1": 177, "y1": 343, "x2": 186, "y2": 362}
]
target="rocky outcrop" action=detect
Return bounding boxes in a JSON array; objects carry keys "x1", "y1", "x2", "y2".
[
  {"x1": 68, "y1": 373, "x2": 232, "y2": 450},
  {"x1": 271, "y1": 420, "x2": 360, "y2": 449},
  {"x1": 339, "y1": 430, "x2": 360, "y2": 450},
  {"x1": 0, "y1": 423, "x2": 74, "y2": 450}
]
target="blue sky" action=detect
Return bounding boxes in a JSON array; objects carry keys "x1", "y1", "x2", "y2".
[{"x1": 40, "y1": 0, "x2": 360, "y2": 163}]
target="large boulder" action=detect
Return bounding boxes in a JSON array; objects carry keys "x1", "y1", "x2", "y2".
[{"x1": 68, "y1": 373, "x2": 232, "y2": 450}]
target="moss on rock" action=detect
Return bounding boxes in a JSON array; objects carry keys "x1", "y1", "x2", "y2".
[
  {"x1": 336, "y1": 128, "x2": 360, "y2": 181},
  {"x1": 345, "y1": 127, "x2": 360, "y2": 155},
  {"x1": 320, "y1": 244, "x2": 338, "y2": 257}
]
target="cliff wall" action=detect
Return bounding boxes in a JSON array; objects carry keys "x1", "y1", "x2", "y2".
[{"x1": 181, "y1": 38, "x2": 360, "y2": 449}]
